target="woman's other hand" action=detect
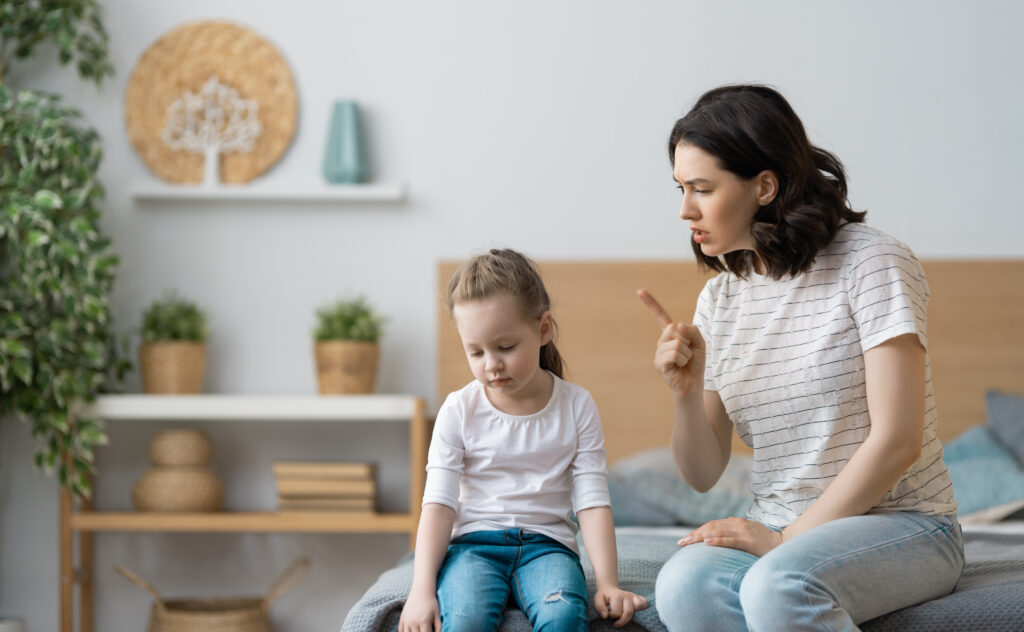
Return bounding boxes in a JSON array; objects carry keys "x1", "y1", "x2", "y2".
[{"x1": 678, "y1": 517, "x2": 784, "y2": 558}]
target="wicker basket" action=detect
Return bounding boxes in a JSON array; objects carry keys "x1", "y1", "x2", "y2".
[
  {"x1": 314, "y1": 341, "x2": 379, "y2": 394},
  {"x1": 140, "y1": 342, "x2": 206, "y2": 394},
  {"x1": 131, "y1": 466, "x2": 223, "y2": 512},
  {"x1": 115, "y1": 558, "x2": 310, "y2": 632},
  {"x1": 149, "y1": 429, "x2": 213, "y2": 467}
]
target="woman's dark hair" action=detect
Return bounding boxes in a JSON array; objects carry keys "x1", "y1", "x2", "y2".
[
  {"x1": 447, "y1": 248, "x2": 564, "y2": 379},
  {"x1": 668, "y1": 84, "x2": 866, "y2": 279}
]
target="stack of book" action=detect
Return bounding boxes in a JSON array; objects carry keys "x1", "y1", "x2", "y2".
[{"x1": 273, "y1": 461, "x2": 377, "y2": 513}]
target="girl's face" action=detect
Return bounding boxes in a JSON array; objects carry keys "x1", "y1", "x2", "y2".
[
  {"x1": 452, "y1": 294, "x2": 553, "y2": 406},
  {"x1": 672, "y1": 143, "x2": 776, "y2": 258}
]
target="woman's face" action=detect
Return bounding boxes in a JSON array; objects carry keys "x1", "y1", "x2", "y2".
[{"x1": 672, "y1": 143, "x2": 770, "y2": 258}]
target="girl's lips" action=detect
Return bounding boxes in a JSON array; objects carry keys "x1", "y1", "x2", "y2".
[{"x1": 490, "y1": 378, "x2": 510, "y2": 387}]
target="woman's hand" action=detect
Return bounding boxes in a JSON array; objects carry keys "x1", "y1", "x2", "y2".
[
  {"x1": 398, "y1": 588, "x2": 441, "y2": 632},
  {"x1": 678, "y1": 517, "x2": 783, "y2": 558},
  {"x1": 593, "y1": 585, "x2": 650, "y2": 628},
  {"x1": 637, "y1": 289, "x2": 706, "y2": 395}
]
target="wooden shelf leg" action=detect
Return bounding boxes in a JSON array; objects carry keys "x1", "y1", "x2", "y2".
[
  {"x1": 80, "y1": 475, "x2": 95, "y2": 632},
  {"x1": 59, "y1": 485, "x2": 74, "y2": 632},
  {"x1": 409, "y1": 398, "x2": 428, "y2": 549}
]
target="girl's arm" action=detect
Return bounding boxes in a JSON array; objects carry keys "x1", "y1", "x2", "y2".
[
  {"x1": 399, "y1": 503, "x2": 456, "y2": 632},
  {"x1": 577, "y1": 506, "x2": 649, "y2": 628}
]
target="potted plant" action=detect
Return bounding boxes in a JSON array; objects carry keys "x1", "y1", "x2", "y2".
[
  {"x1": 0, "y1": 0, "x2": 125, "y2": 501},
  {"x1": 313, "y1": 296, "x2": 385, "y2": 394},
  {"x1": 139, "y1": 292, "x2": 209, "y2": 394}
]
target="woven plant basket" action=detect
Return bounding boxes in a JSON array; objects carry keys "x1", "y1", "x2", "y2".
[
  {"x1": 115, "y1": 557, "x2": 310, "y2": 632},
  {"x1": 314, "y1": 341, "x2": 379, "y2": 394},
  {"x1": 149, "y1": 429, "x2": 214, "y2": 466},
  {"x1": 132, "y1": 466, "x2": 223, "y2": 512},
  {"x1": 140, "y1": 342, "x2": 206, "y2": 394}
]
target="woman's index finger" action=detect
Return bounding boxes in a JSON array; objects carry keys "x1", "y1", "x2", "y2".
[{"x1": 636, "y1": 289, "x2": 674, "y2": 328}]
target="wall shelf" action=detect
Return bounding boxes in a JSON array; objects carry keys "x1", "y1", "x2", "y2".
[
  {"x1": 85, "y1": 394, "x2": 419, "y2": 422},
  {"x1": 128, "y1": 180, "x2": 406, "y2": 202}
]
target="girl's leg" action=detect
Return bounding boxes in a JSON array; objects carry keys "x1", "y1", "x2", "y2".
[
  {"x1": 654, "y1": 542, "x2": 756, "y2": 632},
  {"x1": 511, "y1": 535, "x2": 589, "y2": 632},
  {"x1": 436, "y1": 532, "x2": 516, "y2": 632},
  {"x1": 739, "y1": 512, "x2": 964, "y2": 632}
]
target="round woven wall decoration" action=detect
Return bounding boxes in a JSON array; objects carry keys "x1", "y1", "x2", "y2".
[{"x1": 124, "y1": 20, "x2": 297, "y2": 185}]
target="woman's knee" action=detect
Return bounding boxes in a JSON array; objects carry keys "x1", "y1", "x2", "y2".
[
  {"x1": 738, "y1": 556, "x2": 807, "y2": 627},
  {"x1": 656, "y1": 546, "x2": 738, "y2": 629}
]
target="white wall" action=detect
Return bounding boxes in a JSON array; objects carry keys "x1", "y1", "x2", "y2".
[{"x1": 2, "y1": 1, "x2": 1023, "y2": 630}]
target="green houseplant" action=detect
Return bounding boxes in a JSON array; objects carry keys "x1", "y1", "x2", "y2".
[
  {"x1": 139, "y1": 292, "x2": 209, "y2": 394},
  {"x1": 0, "y1": 0, "x2": 123, "y2": 500},
  {"x1": 313, "y1": 296, "x2": 384, "y2": 394}
]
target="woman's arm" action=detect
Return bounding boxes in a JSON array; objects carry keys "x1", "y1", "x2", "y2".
[
  {"x1": 682, "y1": 333, "x2": 927, "y2": 555},
  {"x1": 638, "y1": 289, "x2": 732, "y2": 491},
  {"x1": 577, "y1": 506, "x2": 649, "y2": 627},
  {"x1": 781, "y1": 332, "x2": 925, "y2": 539},
  {"x1": 399, "y1": 503, "x2": 456, "y2": 632}
]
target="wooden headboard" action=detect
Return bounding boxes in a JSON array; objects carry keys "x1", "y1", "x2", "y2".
[{"x1": 439, "y1": 260, "x2": 1024, "y2": 464}]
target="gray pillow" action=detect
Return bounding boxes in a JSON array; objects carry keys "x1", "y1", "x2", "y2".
[
  {"x1": 608, "y1": 448, "x2": 753, "y2": 526},
  {"x1": 986, "y1": 390, "x2": 1024, "y2": 468},
  {"x1": 943, "y1": 425, "x2": 1024, "y2": 519}
]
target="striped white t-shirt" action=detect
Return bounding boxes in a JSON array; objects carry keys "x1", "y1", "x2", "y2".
[{"x1": 694, "y1": 223, "x2": 957, "y2": 529}]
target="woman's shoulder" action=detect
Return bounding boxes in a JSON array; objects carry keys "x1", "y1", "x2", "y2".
[
  {"x1": 826, "y1": 223, "x2": 917, "y2": 260},
  {"x1": 825, "y1": 223, "x2": 926, "y2": 285}
]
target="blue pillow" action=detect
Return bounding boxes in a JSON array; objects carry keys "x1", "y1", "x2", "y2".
[
  {"x1": 943, "y1": 425, "x2": 1024, "y2": 517},
  {"x1": 607, "y1": 448, "x2": 753, "y2": 526},
  {"x1": 986, "y1": 390, "x2": 1024, "y2": 468}
]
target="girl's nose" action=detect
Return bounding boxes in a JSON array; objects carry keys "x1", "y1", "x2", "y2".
[{"x1": 485, "y1": 355, "x2": 503, "y2": 372}]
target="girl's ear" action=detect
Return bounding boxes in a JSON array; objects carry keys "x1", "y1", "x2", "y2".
[
  {"x1": 539, "y1": 311, "x2": 554, "y2": 345},
  {"x1": 756, "y1": 170, "x2": 779, "y2": 206}
]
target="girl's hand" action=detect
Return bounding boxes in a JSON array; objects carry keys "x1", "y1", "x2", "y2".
[
  {"x1": 398, "y1": 589, "x2": 441, "y2": 632},
  {"x1": 637, "y1": 289, "x2": 706, "y2": 395},
  {"x1": 678, "y1": 517, "x2": 783, "y2": 558},
  {"x1": 594, "y1": 585, "x2": 650, "y2": 628}
]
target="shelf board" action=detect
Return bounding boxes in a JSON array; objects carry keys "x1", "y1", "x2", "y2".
[
  {"x1": 70, "y1": 511, "x2": 414, "y2": 533},
  {"x1": 129, "y1": 180, "x2": 405, "y2": 202},
  {"x1": 85, "y1": 394, "x2": 422, "y2": 422}
]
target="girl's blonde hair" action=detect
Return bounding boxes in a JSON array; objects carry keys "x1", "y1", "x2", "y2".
[{"x1": 446, "y1": 248, "x2": 564, "y2": 379}]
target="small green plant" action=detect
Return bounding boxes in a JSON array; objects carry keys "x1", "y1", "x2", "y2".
[
  {"x1": 314, "y1": 296, "x2": 384, "y2": 342},
  {"x1": 141, "y1": 293, "x2": 209, "y2": 343}
]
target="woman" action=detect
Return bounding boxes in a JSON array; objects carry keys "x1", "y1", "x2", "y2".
[{"x1": 640, "y1": 85, "x2": 964, "y2": 631}]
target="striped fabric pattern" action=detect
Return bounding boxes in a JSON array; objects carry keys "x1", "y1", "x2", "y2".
[{"x1": 694, "y1": 223, "x2": 957, "y2": 528}]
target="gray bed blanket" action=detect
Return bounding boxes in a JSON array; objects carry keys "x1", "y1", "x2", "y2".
[{"x1": 341, "y1": 526, "x2": 1024, "y2": 631}]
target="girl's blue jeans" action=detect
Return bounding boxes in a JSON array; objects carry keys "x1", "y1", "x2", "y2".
[
  {"x1": 436, "y1": 528, "x2": 588, "y2": 632},
  {"x1": 655, "y1": 511, "x2": 964, "y2": 631}
]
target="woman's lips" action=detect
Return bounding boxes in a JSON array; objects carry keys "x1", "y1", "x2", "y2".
[{"x1": 691, "y1": 228, "x2": 708, "y2": 244}]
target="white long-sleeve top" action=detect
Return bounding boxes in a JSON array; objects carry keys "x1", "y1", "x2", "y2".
[{"x1": 422, "y1": 374, "x2": 611, "y2": 553}]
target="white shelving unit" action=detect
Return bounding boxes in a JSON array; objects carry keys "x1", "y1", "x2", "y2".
[
  {"x1": 128, "y1": 180, "x2": 406, "y2": 202},
  {"x1": 59, "y1": 393, "x2": 429, "y2": 632}
]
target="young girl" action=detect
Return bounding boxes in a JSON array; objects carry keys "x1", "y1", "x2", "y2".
[
  {"x1": 399, "y1": 248, "x2": 647, "y2": 632},
  {"x1": 642, "y1": 84, "x2": 964, "y2": 630}
]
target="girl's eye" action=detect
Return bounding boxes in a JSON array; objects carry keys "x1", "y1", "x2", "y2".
[
  {"x1": 499, "y1": 344, "x2": 515, "y2": 351},
  {"x1": 468, "y1": 350, "x2": 483, "y2": 357}
]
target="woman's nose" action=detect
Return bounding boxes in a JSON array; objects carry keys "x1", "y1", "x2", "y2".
[{"x1": 680, "y1": 195, "x2": 699, "y2": 221}]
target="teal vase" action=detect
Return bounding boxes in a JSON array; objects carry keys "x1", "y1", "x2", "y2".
[{"x1": 322, "y1": 101, "x2": 369, "y2": 184}]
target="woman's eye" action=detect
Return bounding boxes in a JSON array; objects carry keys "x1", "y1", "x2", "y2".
[{"x1": 695, "y1": 189, "x2": 710, "y2": 196}]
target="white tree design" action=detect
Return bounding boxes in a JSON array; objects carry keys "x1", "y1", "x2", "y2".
[{"x1": 162, "y1": 74, "x2": 262, "y2": 186}]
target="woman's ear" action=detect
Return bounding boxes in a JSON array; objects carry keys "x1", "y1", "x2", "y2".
[
  {"x1": 539, "y1": 311, "x2": 554, "y2": 345},
  {"x1": 757, "y1": 170, "x2": 779, "y2": 206}
]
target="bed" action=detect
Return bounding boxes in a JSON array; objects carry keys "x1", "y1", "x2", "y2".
[{"x1": 342, "y1": 259, "x2": 1024, "y2": 631}]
